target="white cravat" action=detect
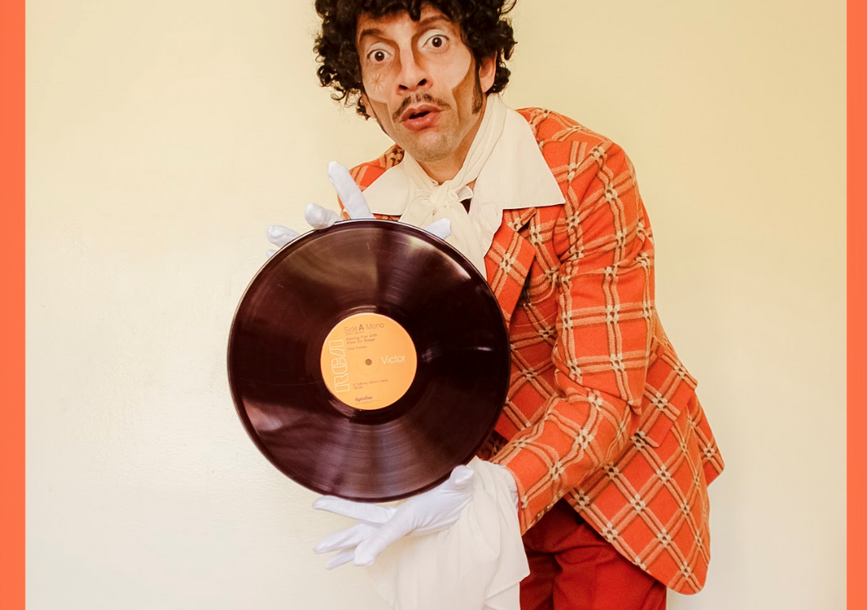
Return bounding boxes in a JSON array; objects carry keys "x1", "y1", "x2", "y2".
[
  {"x1": 399, "y1": 94, "x2": 507, "y2": 273},
  {"x1": 362, "y1": 95, "x2": 565, "y2": 274}
]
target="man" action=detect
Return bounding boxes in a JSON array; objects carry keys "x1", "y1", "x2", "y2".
[{"x1": 268, "y1": 1, "x2": 724, "y2": 608}]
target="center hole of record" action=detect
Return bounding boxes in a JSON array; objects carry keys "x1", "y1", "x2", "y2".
[{"x1": 319, "y1": 312, "x2": 418, "y2": 411}]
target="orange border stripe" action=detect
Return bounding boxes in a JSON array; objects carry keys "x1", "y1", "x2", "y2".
[{"x1": 0, "y1": 0, "x2": 25, "y2": 607}]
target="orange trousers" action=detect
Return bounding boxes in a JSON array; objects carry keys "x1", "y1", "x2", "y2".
[{"x1": 520, "y1": 501, "x2": 667, "y2": 610}]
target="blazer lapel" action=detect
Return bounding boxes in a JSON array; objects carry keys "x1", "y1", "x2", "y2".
[{"x1": 484, "y1": 208, "x2": 537, "y2": 327}]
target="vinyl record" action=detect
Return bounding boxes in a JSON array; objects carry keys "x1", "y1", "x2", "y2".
[{"x1": 227, "y1": 219, "x2": 510, "y2": 502}]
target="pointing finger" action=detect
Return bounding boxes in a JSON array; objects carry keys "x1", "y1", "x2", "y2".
[
  {"x1": 327, "y1": 162, "x2": 373, "y2": 220},
  {"x1": 312, "y1": 496, "x2": 394, "y2": 525}
]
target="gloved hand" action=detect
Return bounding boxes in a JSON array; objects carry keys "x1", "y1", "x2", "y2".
[
  {"x1": 266, "y1": 161, "x2": 451, "y2": 256},
  {"x1": 313, "y1": 462, "x2": 519, "y2": 569}
]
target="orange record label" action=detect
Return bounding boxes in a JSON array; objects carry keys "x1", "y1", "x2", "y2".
[{"x1": 320, "y1": 312, "x2": 417, "y2": 411}]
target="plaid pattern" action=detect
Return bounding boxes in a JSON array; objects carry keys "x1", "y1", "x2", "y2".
[{"x1": 349, "y1": 108, "x2": 723, "y2": 594}]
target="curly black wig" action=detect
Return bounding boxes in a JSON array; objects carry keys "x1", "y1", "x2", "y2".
[{"x1": 314, "y1": 0, "x2": 517, "y2": 117}]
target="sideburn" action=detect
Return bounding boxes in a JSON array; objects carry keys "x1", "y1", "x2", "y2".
[{"x1": 472, "y1": 70, "x2": 483, "y2": 114}]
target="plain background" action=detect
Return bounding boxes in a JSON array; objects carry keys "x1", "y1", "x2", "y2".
[{"x1": 26, "y1": 0, "x2": 846, "y2": 608}]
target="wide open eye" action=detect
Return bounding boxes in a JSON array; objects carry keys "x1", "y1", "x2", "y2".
[
  {"x1": 424, "y1": 33, "x2": 449, "y2": 51},
  {"x1": 368, "y1": 49, "x2": 389, "y2": 63}
]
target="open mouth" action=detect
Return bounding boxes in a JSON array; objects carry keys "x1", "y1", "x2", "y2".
[{"x1": 401, "y1": 104, "x2": 440, "y2": 123}]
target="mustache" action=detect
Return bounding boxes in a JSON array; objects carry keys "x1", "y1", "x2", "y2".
[{"x1": 392, "y1": 94, "x2": 450, "y2": 121}]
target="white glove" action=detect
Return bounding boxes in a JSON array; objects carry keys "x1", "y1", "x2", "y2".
[
  {"x1": 313, "y1": 465, "x2": 474, "y2": 568},
  {"x1": 313, "y1": 463, "x2": 518, "y2": 569},
  {"x1": 266, "y1": 161, "x2": 451, "y2": 256}
]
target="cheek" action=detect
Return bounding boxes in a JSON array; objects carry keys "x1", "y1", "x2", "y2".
[
  {"x1": 362, "y1": 69, "x2": 391, "y2": 105},
  {"x1": 448, "y1": 58, "x2": 477, "y2": 113},
  {"x1": 438, "y1": 49, "x2": 473, "y2": 91}
]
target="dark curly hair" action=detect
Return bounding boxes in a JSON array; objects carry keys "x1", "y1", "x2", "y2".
[{"x1": 314, "y1": 0, "x2": 517, "y2": 117}]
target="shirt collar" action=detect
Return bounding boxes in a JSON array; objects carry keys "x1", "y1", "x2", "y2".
[{"x1": 362, "y1": 105, "x2": 565, "y2": 216}]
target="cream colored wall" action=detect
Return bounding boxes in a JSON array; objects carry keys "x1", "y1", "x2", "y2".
[{"x1": 26, "y1": 0, "x2": 845, "y2": 608}]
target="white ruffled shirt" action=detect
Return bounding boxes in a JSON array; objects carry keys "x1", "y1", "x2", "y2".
[{"x1": 362, "y1": 96, "x2": 565, "y2": 274}]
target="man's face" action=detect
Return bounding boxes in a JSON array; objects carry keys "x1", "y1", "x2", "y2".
[{"x1": 356, "y1": 6, "x2": 496, "y2": 168}]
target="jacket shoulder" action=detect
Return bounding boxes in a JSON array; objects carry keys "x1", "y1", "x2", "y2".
[
  {"x1": 515, "y1": 107, "x2": 616, "y2": 156},
  {"x1": 349, "y1": 146, "x2": 405, "y2": 190}
]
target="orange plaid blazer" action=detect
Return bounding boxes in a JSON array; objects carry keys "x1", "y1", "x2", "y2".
[{"x1": 348, "y1": 108, "x2": 724, "y2": 594}]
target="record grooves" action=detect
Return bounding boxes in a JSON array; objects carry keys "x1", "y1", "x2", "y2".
[{"x1": 227, "y1": 220, "x2": 509, "y2": 502}]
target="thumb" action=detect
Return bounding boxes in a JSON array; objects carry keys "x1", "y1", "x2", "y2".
[
  {"x1": 446, "y1": 465, "x2": 475, "y2": 489},
  {"x1": 423, "y1": 218, "x2": 451, "y2": 240}
]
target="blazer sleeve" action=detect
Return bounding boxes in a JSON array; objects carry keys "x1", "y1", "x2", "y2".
[{"x1": 490, "y1": 141, "x2": 655, "y2": 533}]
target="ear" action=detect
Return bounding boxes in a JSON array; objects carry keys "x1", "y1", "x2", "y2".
[{"x1": 477, "y1": 53, "x2": 497, "y2": 93}]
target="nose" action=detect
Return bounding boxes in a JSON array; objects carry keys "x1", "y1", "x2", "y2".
[{"x1": 396, "y1": 48, "x2": 430, "y2": 92}]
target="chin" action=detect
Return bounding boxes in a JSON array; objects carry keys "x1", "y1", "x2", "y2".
[{"x1": 403, "y1": 135, "x2": 454, "y2": 163}]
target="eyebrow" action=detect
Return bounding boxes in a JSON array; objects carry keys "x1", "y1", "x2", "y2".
[
  {"x1": 415, "y1": 15, "x2": 452, "y2": 30},
  {"x1": 357, "y1": 27, "x2": 385, "y2": 44},
  {"x1": 357, "y1": 16, "x2": 453, "y2": 45}
]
